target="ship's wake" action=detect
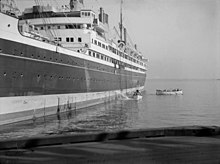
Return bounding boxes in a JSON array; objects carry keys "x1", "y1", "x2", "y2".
[{"x1": 118, "y1": 93, "x2": 132, "y2": 100}]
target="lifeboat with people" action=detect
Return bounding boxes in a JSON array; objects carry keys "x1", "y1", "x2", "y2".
[
  {"x1": 156, "y1": 89, "x2": 183, "y2": 95},
  {"x1": 132, "y1": 90, "x2": 142, "y2": 100}
]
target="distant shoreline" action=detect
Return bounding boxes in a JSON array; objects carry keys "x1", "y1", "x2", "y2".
[{"x1": 147, "y1": 78, "x2": 218, "y2": 81}]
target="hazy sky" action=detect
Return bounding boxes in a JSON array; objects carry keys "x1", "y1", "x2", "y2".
[{"x1": 17, "y1": 0, "x2": 220, "y2": 79}]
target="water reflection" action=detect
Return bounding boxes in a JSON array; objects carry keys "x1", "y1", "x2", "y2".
[{"x1": 0, "y1": 97, "x2": 141, "y2": 140}]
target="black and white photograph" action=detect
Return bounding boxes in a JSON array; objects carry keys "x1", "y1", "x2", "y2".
[{"x1": 0, "y1": 0, "x2": 220, "y2": 163}]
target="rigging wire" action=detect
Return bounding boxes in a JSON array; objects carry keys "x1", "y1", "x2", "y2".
[
  {"x1": 53, "y1": 0, "x2": 87, "y2": 46},
  {"x1": 31, "y1": 0, "x2": 81, "y2": 44},
  {"x1": 40, "y1": 0, "x2": 59, "y2": 39},
  {"x1": 34, "y1": 0, "x2": 55, "y2": 39}
]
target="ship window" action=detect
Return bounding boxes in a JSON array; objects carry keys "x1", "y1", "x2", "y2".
[
  {"x1": 66, "y1": 25, "x2": 74, "y2": 29},
  {"x1": 71, "y1": 37, "x2": 74, "y2": 42},
  {"x1": 85, "y1": 12, "x2": 88, "y2": 16},
  {"x1": 40, "y1": 27, "x2": 44, "y2": 30},
  {"x1": 96, "y1": 53, "x2": 100, "y2": 59},
  {"x1": 88, "y1": 51, "x2": 91, "y2": 56},
  {"x1": 48, "y1": 26, "x2": 51, "y2": 29},
  {"x1": 57, "y1": 26, "x2": 60, "y2": 29},
  {"x1": 58, "y1": 37, "x2": 62, "y2": 41},
  {"x1": 98, "y1": 42, "x2": 101, "y2": 47},
  {"x1": 78, "y1": 37, "x2": 82, "y2": 42},
  {"x1": 113, "y1": 48, "x2": 116, "y2": 54},
  {"x1": 94, "y1": 40, "x2": 97, "y2": 45},
  {"x1": 93, "y1": 52, "x2": 95, "y2": 57},
  {"x1": 66, "y1": 37, "x2": 70, "y2": 42},
  {"x1": 88, "y1": 12, "x2": 90, "y2": 16}
]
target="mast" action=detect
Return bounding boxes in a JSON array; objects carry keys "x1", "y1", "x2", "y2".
[{"x1": 120, "y1": 0, "x2": 123, "y2": 41}]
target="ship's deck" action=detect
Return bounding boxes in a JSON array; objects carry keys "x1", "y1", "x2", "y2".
[{"x1": 1, "y1": 126, "x2": 220, "y2": 164}]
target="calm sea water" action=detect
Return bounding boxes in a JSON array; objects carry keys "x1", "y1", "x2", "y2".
[{"x1": 1, "y1": 79, "x2": 220, "y2": 140}]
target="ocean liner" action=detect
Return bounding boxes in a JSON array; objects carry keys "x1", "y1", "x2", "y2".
[{"x1": 0, "y1": 0, "x2": 147, "y2": 125}]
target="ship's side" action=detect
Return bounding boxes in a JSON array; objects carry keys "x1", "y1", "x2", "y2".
[{"x1": 0, "y1": 1, "x2": 147, "y2": 125}]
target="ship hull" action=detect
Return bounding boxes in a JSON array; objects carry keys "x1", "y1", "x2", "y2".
[{"x1": 0, "y1": 12, "x2": 146, "y2": 125}]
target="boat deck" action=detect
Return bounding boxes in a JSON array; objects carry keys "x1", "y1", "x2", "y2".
[{"x1": 1, "y1": 126, "x2": 220, "y2": 164}]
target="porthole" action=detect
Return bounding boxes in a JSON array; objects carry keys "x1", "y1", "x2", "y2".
[
  {"x1": 4, "y1": 72, "x2": 6, "y2": 76},
  {"x1": 20, "y1": 52, "x2": 23, "y2": 56}
]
